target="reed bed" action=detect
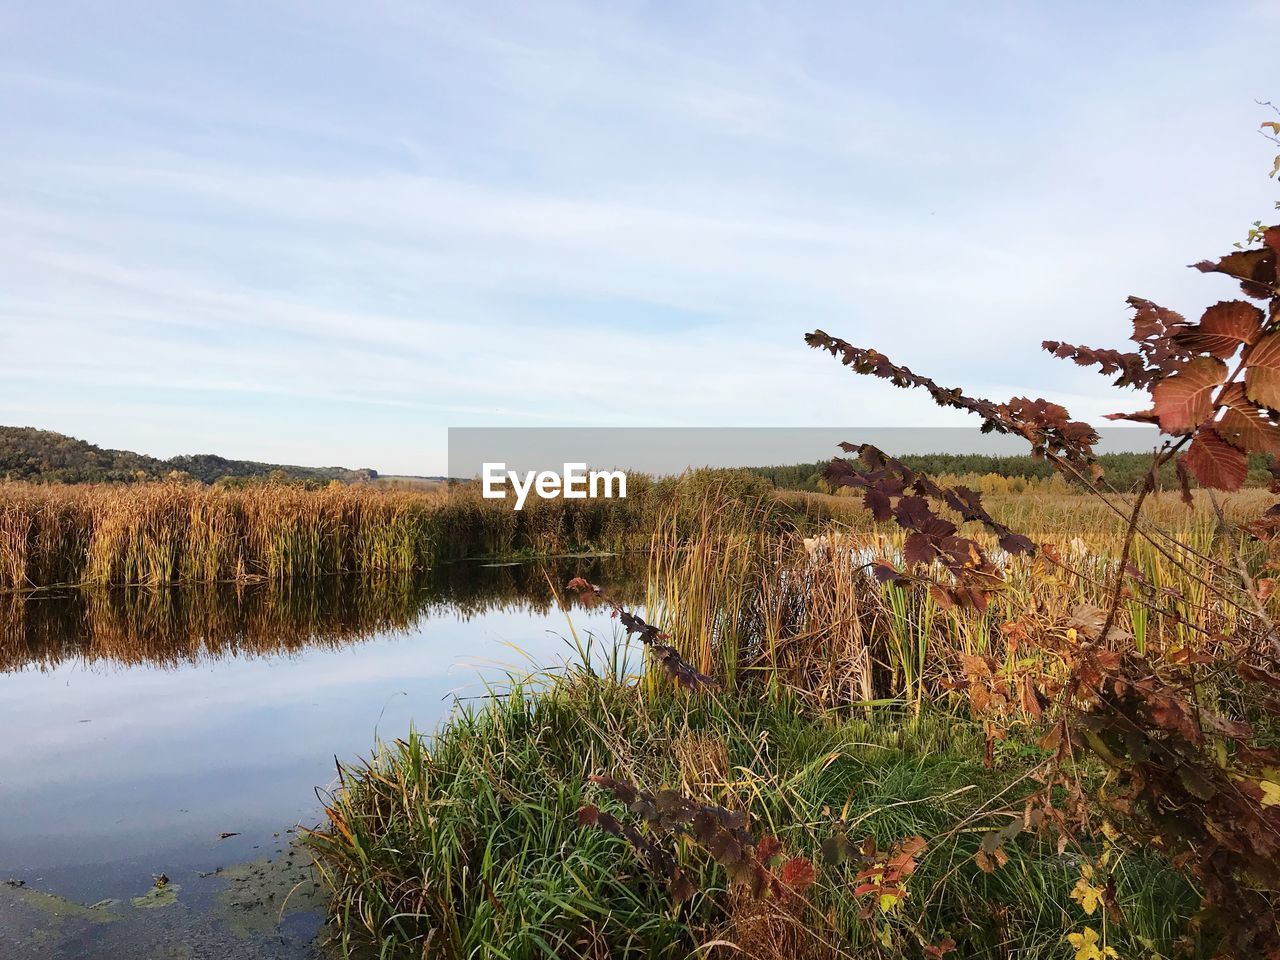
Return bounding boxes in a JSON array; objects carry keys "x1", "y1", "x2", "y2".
[
  {"x1": 654, "y1": 488, "x2": 1267, "y2": 711},
  {"x1": 0, "y1": 472, "x2": 834, "y2": 589},
  {"x1": 0, "y1": 482, "x2": 443, "y2": 588}
]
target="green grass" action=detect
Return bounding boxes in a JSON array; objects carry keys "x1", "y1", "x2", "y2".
[{"x1": 306, "y1": 647, "x2": 1203, "y2": 960}]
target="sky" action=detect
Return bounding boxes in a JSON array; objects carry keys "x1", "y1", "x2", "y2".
[{"x1": 1, "y1": 1, "x2": 1278, "y2": 475}]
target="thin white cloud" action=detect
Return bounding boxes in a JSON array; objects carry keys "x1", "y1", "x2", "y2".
[{"x1": 0, "y1": 1, "x2": 1275, "y2": 473}]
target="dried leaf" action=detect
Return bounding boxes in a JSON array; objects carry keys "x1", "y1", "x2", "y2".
[
  {"x1": 1173, "y1": 300, "x2": 1264, "y2": 357},
  {"x1": 779, "y1": 857, "x2": 816, "y2": 892},
  {"x1": 1151, "y1": 357, "x2": 1227, "y2": 434},
  {"x1": 1192, "y1": 246, "x2": 1278, "y2": 300},
  {"x1": 1247, "y1": 331, "x2": 1280, "y2": 410},
  {"x1": 1181, "y1": 428, "x2": 1248, "y2": 491},
  {"x1": 1217, "y1": 384, "x2": 1280, "y2": 455}
]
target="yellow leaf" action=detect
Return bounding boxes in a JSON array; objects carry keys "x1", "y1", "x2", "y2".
[
  {"x1": 1066, "y1": 927, "x2": 1118, "y2": 960},
  {"x1": 1260, "y1": 779, "x2": 1280, "y2": 807},
  {"x1": 1070, "y1": 876, "x2": 1102, "y2": 915}
]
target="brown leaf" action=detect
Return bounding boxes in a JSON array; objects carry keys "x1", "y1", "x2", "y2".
[
  {"x1": 1217, "y1": 383, "x2": 1280, "y2": 455},
  {"x1": 669, "y1": 870, "x2": 697, "y2": 902},
  {"x1": 959, "y1": 652, "x2": 993, "y2": 679},
  {"x1": 903, "y1": 531, "x2": 938, "y2": 566},
  {"x1": 706, "y1": 831, "x2": 744, "y2": 866},
  {"x1": 1068, "y1": 603, "x2": 1107, "y2": 639},
  {"x1": 1020, "y1": 676, "x2": 1045, "y2": 720},
  {"x1": 1173, "y1": 300, "x2": 1264, "y2": 357},
  {"x1": 1192, "y1": 246, "x2": 1278, "y2": 300},
  {"x1": 898, "y1": 835, "x2": 927, "y2": 858},
  {"x1": 1103, "y1": 408, "x2": 1159, "y2": 424},
  {"x1": 1247, "y1": 331, "x2": 1280, "y2": 410},
  {"x1": 1175, "y1": 457, "x2": 1194, "y2": 505},
  {"x1": 1266, "y1": 225, "x2": 1280, "y2": 260},
  {"x1": 1151, "y1": 357, "x2": 1227, "y2": 434},
  {"x1": 1181, "y1": 428, "x2": 1248, "y2": 491},
  {"x1": 1037, "y1": 722, "x2": 1064, "y2": 753}
]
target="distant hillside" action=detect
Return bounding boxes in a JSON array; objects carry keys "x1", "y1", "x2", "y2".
[{"x1": 0, "y1": 426, "x2": 378, "y2": 485}]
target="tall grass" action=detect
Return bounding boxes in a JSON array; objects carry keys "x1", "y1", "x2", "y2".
[
  {"x1": 0, "y1": 472, "x2": 838, "y2": 589},
  {"x1": 308, "y1": 659, "x2": 1202, "y2": 959},
  {"x1": 0, "y1": 482, "x2": 442, "y2": 588},
  {"x1": 649, "y1": 488, "x2": 1268, "y2": 711}
]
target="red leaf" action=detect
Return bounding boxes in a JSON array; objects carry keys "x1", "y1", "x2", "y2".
[
  {"x1": 779, "y1": 857, "x2": 817, "y2": 892},
  {"x1": 1217, "y1": 383, "x2": 1280, "y2": 455},
  {"x1": 1192, "y1": 246, "x2": 1278, "y2": 300},
  {"x1": 1151, "y1": 357, "x2": 1227, "y2": 434},
  {"x1": 1173, "y1": 300, "x2": 1264, "y2": 357},
  {"x1": 1103, "y1": 408, "x2": 1159, "y2": 424},
  {"x1": 1181, "y1": 428, "x2": 1247, "y2": 491},
  {"x1": 1246, "y1": 331, "x2": 1280, "y2": 410},
  {"x1": 1128, "y1": 297, "x2": 1187, "y2": 341}
]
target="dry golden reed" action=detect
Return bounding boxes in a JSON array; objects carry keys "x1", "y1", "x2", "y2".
[
  {"x1": 645, "y1": 486, "x2": 1270, "y2": 709},
  {"x1": 0, "y1": 470, "x2": 837, "y2": 590}
]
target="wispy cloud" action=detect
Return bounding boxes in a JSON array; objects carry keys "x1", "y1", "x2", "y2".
[{"x1": 0, "y1": 1, "x2": 1275, "y2": 472}]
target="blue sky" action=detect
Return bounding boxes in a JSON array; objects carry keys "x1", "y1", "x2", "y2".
[{"x1": 1, "y1": 1, "x2": 1277, "y2": 474}]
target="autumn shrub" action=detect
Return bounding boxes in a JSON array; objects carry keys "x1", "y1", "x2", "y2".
[{"x1": 798, "y1": 197, "x2": 1280, "y2": 954}]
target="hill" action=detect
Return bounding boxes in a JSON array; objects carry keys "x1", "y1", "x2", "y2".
[{"x1": 0, "y1": 426, "x2": 378, "y2": 485}]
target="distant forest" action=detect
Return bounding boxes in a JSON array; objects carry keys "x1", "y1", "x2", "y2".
[
  {"x1": 747, "y1": 451, "x2": 1276, "y2": 493},
  {"x1": 6, "y1": 425, "x2": 1273, "y2": 492},
  {"x1": 0, "y1": 426, "x2": 378, "y2": 485}
]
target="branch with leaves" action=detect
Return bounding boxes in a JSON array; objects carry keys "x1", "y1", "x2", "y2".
[
  {"x1": 566, "y1": 577, "x2": 718, "y2": 691},
  {"x1": 805, "y1": 185, "x2": 1280, "y2": 954}
]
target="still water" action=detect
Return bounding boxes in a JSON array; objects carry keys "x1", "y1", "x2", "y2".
[{"x1": 0, "y1": 557, "x2": 643, "y2": 959}]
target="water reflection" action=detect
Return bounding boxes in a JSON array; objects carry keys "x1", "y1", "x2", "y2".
[
  {"x1": 0, "y1": 556, "x2": 644, "y2": 959},
  {"x1": 0, "y1": 555, "x2": 645, "y2": 672}
]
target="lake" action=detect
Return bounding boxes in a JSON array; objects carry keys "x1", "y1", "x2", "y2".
[{"x1": 0, "y1": 557, "x2": 644, "y2": 959}]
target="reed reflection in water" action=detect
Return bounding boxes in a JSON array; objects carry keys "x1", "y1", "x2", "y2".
[
  {"x1": 0, "y1": 556, "x2": 644, "y2": 905},
  {"x1": 0, "y1": 556, "x2": 646, "y2": 672}
]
